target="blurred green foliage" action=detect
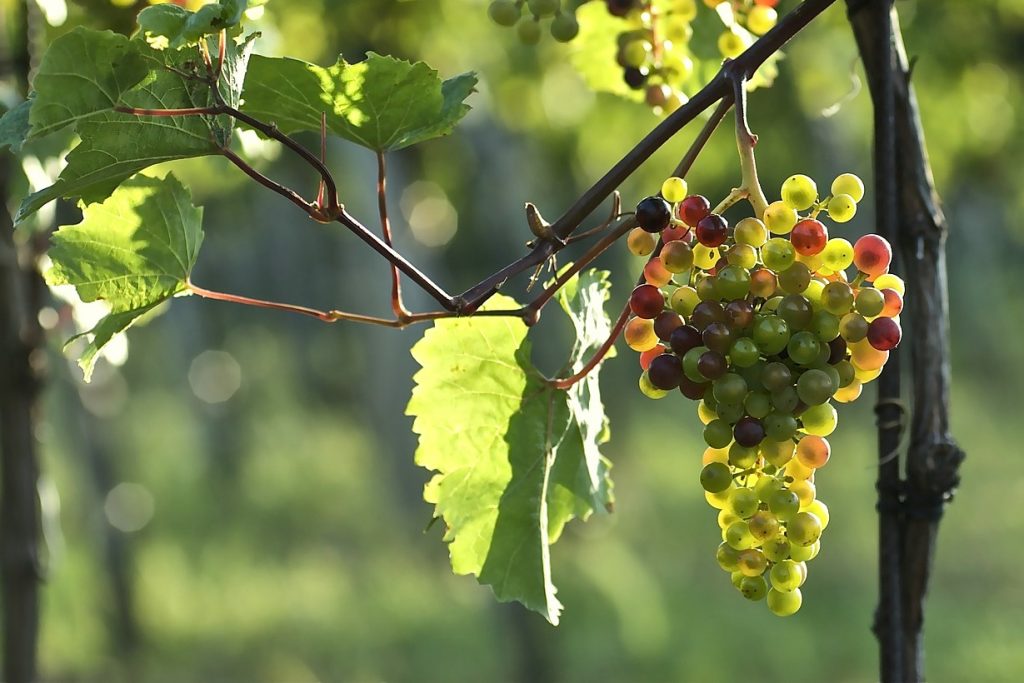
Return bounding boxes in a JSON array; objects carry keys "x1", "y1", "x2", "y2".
[{"x1": 6, "y1": 0, "x2": 1023, "y2": 681}]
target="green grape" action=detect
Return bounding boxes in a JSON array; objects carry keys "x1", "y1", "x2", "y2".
[
  {"x1": 790, "y1": 540, "x2": 820, "y2": 562},
  {"x1": 835, "y1": 360, "x2": 855, "y2": 387},
  {"x1": 764, "y1": 201, "x2": 798, "y2": 235},
  {"x1": 768, "y1": 489, "x2": 800, "y2": 521},
  {"x1": 760, "y1": 439, "x2": 795, "y2": 467},
  {"x1": 488, "y1": 0, "x2": 521, "y2": 26},
  {"x1": 762, "y1": 238, "x2": 797, "y2": 271},
  {"x1": 744, "y1": 391, "x2": 772, "y2": 419},
  {"x1": 729, "y1": 487, "x2": 760, "y2": 519},
  {"x1": 855, "y1": 287, "x2": 885, "y2": 317},
  {"x1": 764, "y1": 412, "x2": 798, "y2": 441},
  {"x1": 812, "y1": 310, "x2": 841, "y2": 342},
  {"x1": 713, "y1": 373, "x2": 748, "y2": 405},
  {"x1": 781, "y1": 174, "x2": 818, "y2": 211},
  {"x1": 827, "y1": 193, "x2": 857, "y2": 222},
  {"x1": 840, "y1": 312, "x2": 869, "y2": 342},
  {"x1": 777, "y1": 294, "x2": 813, "y2": 331},
  {"x1": 696, "y1": 276, "x2": 719, "y2": 301},
  {"x1": 550, "y1": 11, "x2": 579, "y2": 41},
  {"x1": 787, "y1": 511, "x2": 823, "y2": 546},
  {"x1": 717, "y1": 542, "x2": 742, "y2": 571},
  {"x1": 717, "y1": 401, "x2": 745, "y2": 424},
  {"x1": 761, "y1": 362, "x2": 793, "y2": 392},
  {"x1": 740, "y1": 575, "x2": 768, "y2": 601},
  {"x1": 662, "y1": 176, "x2": 688, "y2": 202},
  {"x1": 729, "y1": 443, "x2": 758, "y2": 468},
  {"x1": 801, "y1": 402, "x2": 838, "y2": 436},
  {"x1": 717, "y1": 265, "x2": 751, "y2": 300},
  {"x1": 754, "y1": 475, "x2": 784, "y2": 502},
  {"x1": 528, "y1": 0, "x2": 560, "y2": 17},
  {"x1": 662, "y1": 241, "x2": 694, "y2": 273},
  {"x1": 762, "y1": 536, "x2": 791, "y2": 562},
  {"x1": 738, "y1": 548, "x2": 768, "y2": 577},
  {"x1": 767, "y1": 587, "x2": 803, "y2": 616},
  {"x1": 770, "y1": 559, "x2": 803, "y2": 592},
  {"x1": 517, "y1": 18, "x2": 542, "y2": 44},
  {"x1": 670, "y1": 286, "x2": 700, "y2": 316},
  {"x1": 725, "y1": 521, "x2": 756, "y2": 550},
  {"x1": 693, "y1": 244, "x2": 720, "y2": 270},
  {"x1": 747, "y1": 5, "x2": 777, "y2": 35},
  {"x1": 669, "y1": 0, "x2": 698, "y2": 21},
  {"x1": 804, "y1": 280, "x2": 826, "y2": 310},
  {"x1": 704, "y1": 418, "x2": 734, "y2": 448},
  {"x1": 662, "y1": 49, "x2": 694, "y2": 82},
  {"x1": 621, "y1": 39, "x2": 652, "y2": 68},
  {"x1": 777, "y1": 262, "x2": 812, "y2": 294},
  {"x1": 788, "y1": 331, "x2": 822, "y2": 366},
  {"x1": 832, "y1": 173, "x2": 865, "y2": 202},
  {"x1": 700, "y1": 462, "x2": 733, "y2": 492},
  {"x1": 748, "y1": 510, "x2": 780, "y2": 540},
  {"x1": 639, "y1": 370, "x2": 670, "y2": 399},
  {"x1": 718, "y1": 27, "x2": 750, "y2": 58},
  {"x1": 805, "y1": 500, "x2": 830, "y2": 529},
  {"x1": 797, "y1": 369, "x2": 834, "y2": 405},
  {"x1": 735, "y1": 217, "x2": 768, "y2": 247},
  {"x1": 729, "y1": 338, "x2": 760, "y2": 368},
  {"x1": 683, "y1": 346, "x2": 709, "y2": 382},
  {"x1": 821, "y1": 238, "x2": 855, "y2": 271},
  {"x1": 727, "y1": 244, "x2": 758, "y2": 269},
  {"x1": 821, "y1": 281, "x2": 855, "y2": 315},
  {"x1": 718, "y1": 508, "x2": 740, "y2": 532},
  {"x1": 731, "y1": 570, "x2": 745, "y2": 589},
  {"x1": 753, "y1": 315, "x2": 790, "y2": 355}
]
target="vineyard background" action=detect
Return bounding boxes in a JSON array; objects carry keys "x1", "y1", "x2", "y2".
[{"x1": 2, "y1": 0, "x2": 1022, "y2": 681}]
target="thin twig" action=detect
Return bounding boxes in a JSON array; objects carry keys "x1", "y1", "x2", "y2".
[{"x1": 377, "y1": 151, "x2": 409, "y2": 318}]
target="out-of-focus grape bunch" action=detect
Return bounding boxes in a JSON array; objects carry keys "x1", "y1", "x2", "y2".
[
  {"x1": 623, "y1": 172, "x2": 904, "y2": 614},
  {"x1": 488, "y1": 0, "x2": 783, "y2": 113}
]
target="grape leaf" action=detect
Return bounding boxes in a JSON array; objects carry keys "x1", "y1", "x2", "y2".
[
  {"x1": 407, "y1": 282, "x2": 613, "y2": 624},
  {"x1": 0, "y1": 97, "x2": 32, "y2": 153},
  {"x1": 45, "y1": 173, "x2": 204, "y2": 380},
  {"x1": 16, "y1": 33, "x2": 256, "y2": 223},
  {"x1": 241, "y1": 52, "x2": 477, "y2": 152},
  {"x1": 138, "y1": 0, "x2": 248, "y2": 49},
  {"x1": 571, "y1": 2, "x2": 644, "y2": 103},
  {"x1": 27, "y1": 28, "x2": 149, "y2": 140}
]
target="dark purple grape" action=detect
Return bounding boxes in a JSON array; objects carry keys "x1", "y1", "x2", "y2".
[
  {"x1": 679, "y1": 195, "x2": 711, "y2": 227},
  {"x1": 690, "y1": 300, "x2": 726, "y2": 331},
  {"x1": 679, "y1": 375, "x2": 709, "y2": 401},
  {"x1": 696, "y1": 213, "x2": 729, "y2": 248},
  {"x1": 669, "y1": 324, "x2": 702, "y2": 356},
  {"x1": 635, "y1": 196, "x2": 672, "y2": 233},
  {"x1": 697, "y1": 351, "x2": 727, "y2": 380},
  {"x1": 654, "y1": 311, "x2": 683, "y2": 341},
  {"x1": 648, "y1": 354, "x2": 683, "y2": 390},
  {"x1": 623, "y1": 66, "x2": 648, "y2": 89},
  {"x1": 724, "y1": 300, "x2": 755, "y2": 331},
  {"x1": 733, "y1": 417, "x2": 766, "y2": 448},
  {"x1": 827, "y1": 336, "x2": 848, "y2": 364},
  {"x1": 702, "y1": 322, "x2": 734, "y2": 354},
  {"x1": 605, "y1": 0, "x2": 638, "y2": 17}
]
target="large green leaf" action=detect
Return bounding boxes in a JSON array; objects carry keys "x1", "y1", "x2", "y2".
[
  {"x1": 16, "y1": 31, "x2": 255, "y2": 223},
  {"x1": 241, "y1": 52, "x2": 476, "y2": 152},
  {"x1": 407, "y1": 281, "x2": 613, "y2": 624},
  {"x1": 138, "y1": 0, "x2": 248, "y2": 49},
  {"x1": 45, "y1": 173, "x2": 204, "y2": 380},
  {"x1": 0, "y1": 98, "x2": 32, "y2": 153}
]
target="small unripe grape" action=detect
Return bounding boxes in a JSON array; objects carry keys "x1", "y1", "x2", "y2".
[
  {"x1": 821, "y1": 281, "x2": 855, "y2": 315},
  {"x1": 821, "y1": 238, "x2": 855, "y2": 271},
  {"x1": 488, "y1": 0, "x2": 521, "y2": 26},
  {"x1": 550, "y1": 12, "x2": 580, "y2": 41},
  {"x1": 528, "y1": 0, "x2": 560, "y2": 16},
  {"x1": 740, "y1": 575, "x2": 768, "y2": 601},
  {"x1": 789, "y1": 540, "x2": 819, "y2": 562},
  {"x1": 800, "y1": 402, "x2": 838, "y2": 437},
  {"x1": 787, "y1": 511, "x2": 823, "y2": 546},
  {"x1": 781, "y1": 174, "x2": 818, "y2": 211},
  {"x1": 727, "y1": 243, "x2": 758, "y2": 269},
  {"x1": 670, "y1": 287, "x2": 700, "y2": 317},
  {"x1": 718, "y1": 27, "x2": 750, "y2": 59},
  {"x1": 831, "y1": 173, "x2": 865, "y2": 202},
  {"x1": 770, "y1": 560, "x2": 802, "y2": 592},
  {"x1": 517, "y1": 18, "x2": 542, "y2": 44},
  {"x1": 764, "y1": 201, "x2": 798, "y2": 234},
  {"x1": 827, "y1": 193, "x2": 857, "y2": 223},
  {"x1": 701, "y1": 461, "x2": 734, "y2": 494},
  {"x1": 717, "y1": 542, "x2": 742, "y2": 571},
  {"x1": 768, "y1": 489, "x2": 800, "y2": 521},
  {"x1": 762, "y1": 238, "x2": 796, "y2": 272},
  {"x1": 748, "y1": 510, "x2": 780, "y2": 541},
  {"x1": 747, "y1": 5, "x2": 777, "y2": 35},
  {"x1": 661, "y1": 176, "x2": 688, "y2": 203},
  {"x1": 839, "y1": 312, "x2": 869, "y2": 342},
  {"x1": 725, "y1": 521, "x2": 756, "y2": 550},
  {"x1": 704, "y1": 419, "x2": 734, "y2": 449}
]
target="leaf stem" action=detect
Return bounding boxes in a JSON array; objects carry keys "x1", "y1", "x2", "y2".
[{"x1": 377, "y1": 151, "x2": 410, "y2": 318}]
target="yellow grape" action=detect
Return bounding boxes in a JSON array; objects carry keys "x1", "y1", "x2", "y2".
[
  {"x1": 854, "y1": 364, "x2": 883, "y2": 383},
  {"x1": 734, "y1": 217, "x2": 768, "y2": 247},
  {"x1": 873, "y1": 273, "x2": 906, "y2": 295},
  {"x1": 693, "y1": 244, "x2": 720, "y2": 270},
  {"x1": 747, "y1": 5, "x2": 778, "y2": 35},
  {"x1": 698, "y1": 402, "x2": 717, "y2": 425},
  {"x1": 821, "y1": 238, "x2": 855, "y2": 271},
  {"x1": 662, "y1": 176, "x2": 689, "y2": 203},
  {"x1": 670, "y1": 286, "x2": 700, "y2": 316},
  {"x1": 828, "y1": 193, "x2": 857, "y2": 223},
  {"x1": 834, "y1": 380, "x2": 863, "y2": 403},
  {"x1": 639, "y1": 371, "x2": 670, "y2": 399},
  {"x1": 764, "y1": 201, "x2": 798, "y2": 235},
  {"x1": 831, "y1": 173, "x2": 865, "y2": 202},
  {"x1": 718, "y1": 27, "x2": 750, "y2": 59},
  {"x1": 627, "y1": 227, "x2": 657, "y2": 256},
  {"x1": 703, "y1": 447, "x2": 730, "y2": 465},
  {"x1": 624, "y1": 317, "x2": 659, "y2": 352}
]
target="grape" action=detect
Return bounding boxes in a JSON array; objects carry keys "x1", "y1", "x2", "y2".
[
  {"x1": 831, "y1": 173, "x2": 865, "y2": 202},
  {"x1": 867, "y1": 317, "x2": 902, "y2": 350},
  {"x1": 713, "y1": 373, "x2": 748, "y2": 405},
  {"x1": 627, "y1": 227, "x2": 657, "y2": 256},
  {"x1": 517, "y1": 18, "x2": 542, "y2": 44},
  {"x1": 881, "y1": 288, "x2": 903, "y2": 317},
  {"x1": 624, "y1": 317, "x2": 659, "y2": 351},
  {"x1": 662, "y1": 224, "x2": 690, "y2": 243},
  {"x1": 727, "y1": 244, "x2": 758, "y2": 269},
  {"x1": 789, "y1": 479, "x2": 816, "y2": 507},
  {"x1": 760, "y1": 362, "x2": 792, "y2": 392},
  {"x1": 529, "y1": 0, "x2": 560, "y2": 16},
  {"x1": 701, "y1": 322, "x2": 733, "y2": 355},
  {"x1": 670, "y1": 286, "x2": 700, "y2": 316},
  {"x1": 777, "y1": 295, "x2": 813, "y2": 331},
  {"x1": 833, "y1": 379, "x2": 861, "y2": 403},
  {"x1": 622, "y1": 66, "x2": 648, "y2": 90},
  {"x1": 789, "y1": 541, "x2": 818, "y2": 562},
  {"x1": 679, "y1": 195, "x2": 711, "y2": 227},
  {"x1": 638, "y1": 344, "x2": 665, "y2": 370},
  {"x1": 839, "y1": 312, "x2": 868, "y2": 342},
  {"x1": 648, "y1": 353, "x2": 683, "y2": 389},
  {"x1": 701, "y1": 462, "x2": 733, "y2": 493},
  {"x1": 729, "y1": 443, "x2": 757, "y2": 468},
  {"x1": 740, "y1": 575, "x2": 768, "y2": 601},
  {"x1": 488, "y1": 0, "x2": 521, "y2": 26},
  {"x1": 873, "y1": 273, "x2": 905, "y2": 295},
  {"x1": 729, "y1": 487, "x2": 760, "y2": 519},
  {"x1": 717, "y1": 542, "x2": 742, "y2": 571},
  {"x1": 753, "y1": 315, "x2": 790, "y2": 354},
  {"x1": 645, "y1": 257, "x2": 672, "y2": 288},
  {"x1": 690, "y1": 300, "x2": 726, "y2": 330},
  {"x1": 851, "y1": 338, "x2": 889, "y2": 371},
  {"x1": 734, "y1": 417, "x2": 766, "y2": 448},
  {"x1": 762, "y1": 536, "x2": 791, "y2": 562},
  {"x1": 768, "y1": 489, "x2": 800, "y2": 521},
  {"x1": 855, "y1": 287, "x2": 885, "y2": 317},
  {"x1": 696, "y1": 276, "x2": 718, "y2": 301},
  {"x1": 692, "y1": 244, "x2": 720, "y2": 270},
  {"x1": 696, "y1": 213, "x2": 729, "y2": 247},
  {"x1": 800, "y1": 402, "x2": 838, "y2": 436},
  {"x1": 788, "y1": 511, "x2": 823, "y2": 546},
  {"x1": 761, "y1": 439, "x2": 794, "y2": 467},
  {"x1": 821, "y1": 238, "x2": 855, "y2": 271},
  {"x1": 669, "y1": 324, "x2": 702, "y2": 355},
  {"x1": 659, "y1": 241, "x2": 692, "y2": 274},
  {"x1": 716, "y1": 265, "x2": 751, "y2": 299},
  {"x1": 737, "y1": 548, "x2": 768, "y2": 577},
  {"x1": 704, "y1": 419, "x2": 734, "y2": 448},
  {"x1": 762, "y1": 238, "x2": 797, "y2": 271},
  {"x1": 662, "y1": 176, "x2": 688, "y2": 203},
  {"x1": 679, "y1": 375, "x2": 710, "y2": 400},
  {"x1": 724, "y1": 300, "x2": 755, "y2": 331},
  {"x1": 770, "y1": 560, "x2": 802, "y2": 592},
  {"x1": 750, "y1": 268, "x2": 778, "y2": 298},
  {"x1": 853, "y1": 234, "x2": 893, "y2": 276},
  {"x1": 747, "y1": 5, "x2": 777, "y2": 35},
  {"x1": 748, "y1": 510, "x2": 780, "y2": 540},
  {"x1": 645, "y1": 83, "x2": 672, "y2": 108},
  {"x1": 814, "y1": 311, "x2": 842, "y2": 342},
  {"x1": 636, "y1": 196, "x2": 672, "y2": 232},
  {"x1": 734, "y1": 217, "x2": 768, "y2": 247},
  {"x1": 698, "y1": 350, "x2": 728, "y2": 380},
  {"x1": 629, "y1": 284, "x2": 664, "y2": 318},
  {"x1": 725, "y1": 521, "x2": 756, "y2": 550},
  {"x1": 790, "y1": 219, "x2": 828, "y2": 256},
  {"x1": 550, "y1": 11, "x2": 579, "y2": 41},
  {"x1": 827, "y1": 193, "x2": 857, "y2": 222},
  {"x1": 652, "y1": 312, "x2": 682, "y2": 342},
  {"x1": 788, "y1": 332, "x2": 822, "y2": 366},
  {"x1": 755, "y1": 475, "x2": 784, "y2": 502},
  {"x1": 764, "y1": 201, "x2": 798, "y2": 235},
  {"x1": 764, "y1": 412, "x2": 797, "y2": 441},
  {"x1": 620, "y1": 39, "x2": 653, "y2": 68},
  {"x1": 639, "y1": 371, "x2": 669, "y2": 399},
  {"x1": 821, "y1": 281, "x2": 855, "y2": 315},
  {"x1": 744, "y1": 391, "x2": 772, "y2": 419},
  {"x1": 805, "y1": 500, "x2": 830, "y2": 529},
  {"x1": 777, "y1": 262, "x2": 811, "y2": 294},
  {"x1": 729, "y1": 338, "x2": 760, "y2": 367},
  {"x1": 683, "y1": 346, "x2": 709, "y2": 382},
  {"x1": 827, "y1": 336, "x2": 848, "y2": 364},
  {"x1": 781, "y1": 175, "x2": 818, "y2": 211},
  {"x1": 718, "y1": 27, "x2": 750, "y2": 58},
  {"x1": 704, "y1": 447, "x2": 730, "y2": 465},
  {"x1": 605, "y1": 0, "x2": 637, "y2": 17}
]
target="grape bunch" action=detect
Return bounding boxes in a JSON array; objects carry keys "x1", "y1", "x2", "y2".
[
  {"x1": 488, "y1": 0, "x2": 582, "y2": 44},
  {"x1": 624, "y1": 172, "x2": 904, "y2": 615}
]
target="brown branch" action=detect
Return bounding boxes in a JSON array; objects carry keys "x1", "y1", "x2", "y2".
[
  {"x1": 550, "y1": 302, "x2": 631, "y2": 390},
  {"x1": 220, "y1": 148, "x2": 318, "y2": 216},
  {"x1": 377, "y1": 151, "x2": 409, "y2": 318}
]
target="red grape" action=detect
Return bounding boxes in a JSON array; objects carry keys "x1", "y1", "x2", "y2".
[
  {"x1": 639, "y1": 344, "x2": 665, "y2": 370},
  {"x1": 690, "y1": 300, "x2": 726, "y2": 330},
  {"x1": 790, "y1": 219, "x2": 828, "y2": 256},
  {"x1": 724, "y1": 299, "x2": 755, "y2": 330},
  {"x1": 880, "y1": 288, "x2": 903, "y2": 317},
  {"x1": 679, "y1": 195, "x2": 711, "y2": 227},
  {"x1": 702, "y1": 322, "x2": 734, "y2": 354},
  {"x1": 698, "y1": 350, "x2": 727, "y2": 380},
  {"x1": 696, "y1": 213, "x2": 729, "y2": 248},
  {"x1": 853, "y1": 234, "x2": 893, "y2": 276},
  {"x1": 662, "y1": 224, "x2": 691, "y2": 243},
  {"x1": 867, "y1": 317, "x2": 902, "y2": 351},
  {"x1": 630, "y1": 284, "x2": 664, "y2": 318},
  {"x1": 644, "y1": 257, "x2": 672, "y2": 287}
]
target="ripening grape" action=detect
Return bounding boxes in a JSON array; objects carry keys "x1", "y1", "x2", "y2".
[
  {"x1": 827, "y1": 193, "x2": 857, "y2": 223},
  {"x1": 659, "y1": 242, "x2": 692, "y2": 275},
  {"x1": 764, "y1": 201, "x2": 798, "y2": 235},
  {"x1": 740, "y1": 575, "x2": 769, "y2": 601},
  {"x1": 873, "y1": 273, "x2": 905, "y2": 295},
  {"x1": 770, "y1": 560, "x2": 802, "y2": 592},
  {"x1": 747, "y1": 5, "x2": 777, "y2": 35},
  {"x1": 880, "y1": 288, "x2": 903, "y2": 317},
  {"x1": 748, "y1": 510, "x2": 780, "y2": 541},
  {"x1": 762, "y1": 238, "x2": 796, "y2": 271},
  {"x1": 790, "y1": 219, "x2": 828, "y2": 256},
  {"x1": 670, "y1": 287, "x2": 700, "y2": 316},
  {"x1": 839, "y1": 312, "x2": 869, "y2": 342},
  {"x1": 750, "y1": 268, "x2": 778, "y2": 298},
  {"x1": 662, "y1": 176, "x2": 688, "y2": 202},
  {"x1": 725, "y1": 521, "x2": 757, "y2": 550},
  {"x1": 834, "y1": 380, "x2": 862, "y2": 403},
  {"x1": 625, "y1": 316, "x2": 658, "y2": 351},
  {"x1": 737, "y1": 548, "x2": 768, "y2": 577},
  {"x1": 630, "y1": 284, "x2": 665, "y2": 318},
  {"x1": 488, "y1": 0, "x2": 521, "y2": 26},
  {"x1": 729, "y1": 487, "x2": 760, "y2": 519},
  {"x1": 786, "y1": 457, "x2": 814, "y2": 481},
  {"x1": 796, "y1": 435, "x2": 830, "y2": 469},
  {"x1": 804, "y1": 500, "x2": 830, "y2": 529},
  {"x1": 692, "y1": 244, "x2": 720, "y2": 270},
  {"x1": 868, "y1": 317, "x2": 902, "y2": 351},
  {"x1": 717, "y1": 542, "x2": 742, "y2": 571},
  {"x1": 821, "y1": 281, "x2": 855, "y2": 315},
  {"x1": 855, "y1": 287, "x2": 885, "y2": 317},
  {"x1": 639, "y1": 344, "x2": 665, "y2": 370},
  {"x1": 627, "y1": 227, "x2": 657, "y2": 256},
  {"x1": 777, "y1": 262, "x2": 811, "y2": 294},
  {"x1": 550, "y1": 12, "x2": 580, "y2": 41},
  {"x1": 679, "y1": 195, "x2": 711, "y2": 227},
  {"x1": 851, "y1": 338, "x2": 889, "y2": 371},
  {"x1": 768, "y1": 489, "x2": 800, "y2": 521},
  {"x1": 727, "y1": 243, "x2": 758, "y2": 269},
  {"x1": 696, "y1": 214, "x2": 729, "y2": 247},
  {"x1": 781, "y1": 174, "x2": 818, "y2": 211},
  {"x1": 654, "y1": 311, "x2": 683, "y2": 341},
  {"x1": 789, "y1": 540, "x2": 819, "y2": 562},
  {"x1": 644, "y1": 258, "x2": 673, "y2": 287},
  {"x1": 790, "y1": 479, "x2": 816, "y2": 507},
  {"x1": 788, "y1": 512, "x2": 823, "y2": 546},
  {"x1": 853, "y1": 234, "x2": 893, "y2": 276},
  {"x1": 831, "y1": 173, "x2": 865, "y2": 202}
]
